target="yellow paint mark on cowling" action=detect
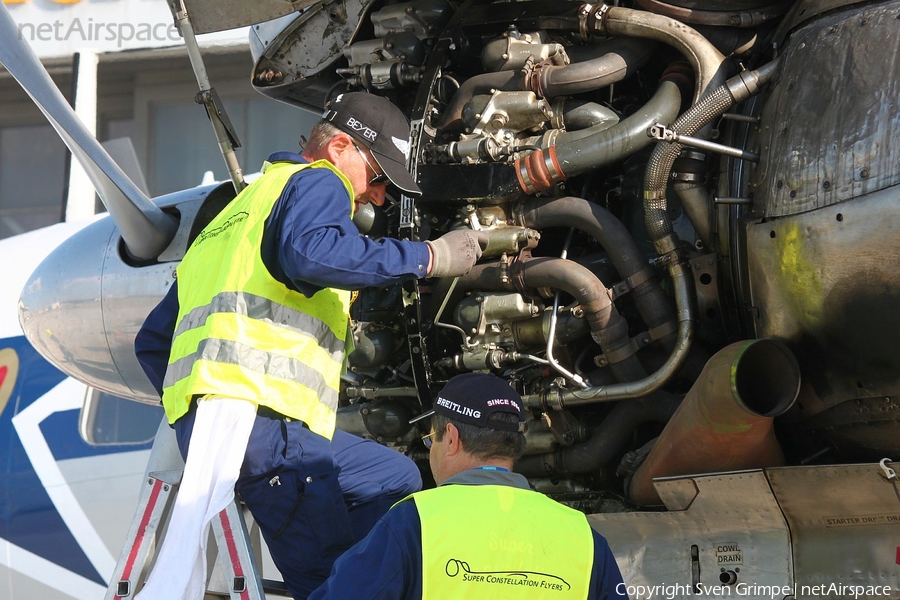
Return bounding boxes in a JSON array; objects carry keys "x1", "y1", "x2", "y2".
[{"x1": 776, "y1": 224, "x2": 824, "y2": 327}]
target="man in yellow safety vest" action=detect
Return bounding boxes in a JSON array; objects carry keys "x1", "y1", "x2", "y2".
[
  {"x1": 309, "y1": 373, "x2": 629, "y2": 599},
  {"x1": 134, "y1": 92, "x2": 488, "y2": 600}
]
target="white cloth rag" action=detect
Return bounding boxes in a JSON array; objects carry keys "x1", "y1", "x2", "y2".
[{"x1": 135, "y1": 396, "x2": 256, "y2": 600}]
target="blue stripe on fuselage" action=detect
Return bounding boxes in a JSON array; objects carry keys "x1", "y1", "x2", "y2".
[{"x1": 1, "y1": 335, "x2": 152, "y2": 584}]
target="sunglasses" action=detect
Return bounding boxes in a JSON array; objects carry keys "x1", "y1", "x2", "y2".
[
  {"x1": 422, "y1": 430, "x2": 437, "y2": 449},
  {"x1": 353, "y1": 142, "x2": 389, "y2": 186}
]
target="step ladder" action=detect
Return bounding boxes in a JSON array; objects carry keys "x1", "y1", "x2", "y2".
[
  {"x1": 104, "y1": 422, "x2": 288, "y2": 599},
  {"x1": 103, "y1": 469, "x2": 268, "y2": 600}
]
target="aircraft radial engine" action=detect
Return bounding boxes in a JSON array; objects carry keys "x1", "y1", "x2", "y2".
[{"x1": 16, "y1": 0, "x2": 900, "y2": 516}]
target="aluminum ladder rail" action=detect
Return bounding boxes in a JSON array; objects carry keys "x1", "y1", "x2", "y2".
[
  {"x1": 103, "y1": 469, "x2": 266, "y2": 600},
  {"x1": 103, "y1": 420, "x2": 269, "y2": 599}
]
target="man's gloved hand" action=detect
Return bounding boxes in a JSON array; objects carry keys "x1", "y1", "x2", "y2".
[{"x1": 426, "y1": 229, "x2": 489, "y2": 278}]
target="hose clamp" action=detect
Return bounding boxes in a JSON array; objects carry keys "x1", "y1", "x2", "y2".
[
  {"x1": 595, "y1": 319, "x2": 677, "y2": 366},
  {"x1": 543, "y1": 146, "x2": 564, "y2": 182},
  {"x1": 578, "y1": 4, "x2": 594, "y2": 40},
  {"x1": 654, "y1": 233, "x2": 683, "y2": 257},
  {"x1": 509, "y1": 201, "x2": 527, "y2": 228},
  {"x1": 610, "y1": 266, "x2": 657, "y2": 300},
  {"x1": 592, "y1": 4, "x2": 612, "y2": 34},
  {"x1": 525, "y1": 60, "x2": 549, "y2": 98},
  {"x1": 542, "y1": 386, "x2": 565, "y2": 412},
  {"x1": 509, "y1": 251, "x2": 536, "y2": 301},
  {"x1": 578, "y1": 3, "x2": 610, "y2": 39},
  {"x1": 516, "y1": 155, "x2": 538, "y2": 195},
  {"x1": 671, "y1": 171, "x2": 705, "y2": 182}
]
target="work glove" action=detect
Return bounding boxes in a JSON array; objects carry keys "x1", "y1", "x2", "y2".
[{"x1": 426, "y1": 229, "x2": 489, "y2": 278}]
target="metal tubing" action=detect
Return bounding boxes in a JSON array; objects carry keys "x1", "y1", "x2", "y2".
[
  {"x1": 610, "y1": 61, "x2": 781, "y2": 410},
  {"x1": 545, "y1": 230, "x2": 590, "y2": 389},
  {"x1": 516, "y1": 65, "x2": 691, "y2": 193},
  {"x1": 516, "y1": 392, "x2": 681, "y2": 477},
  {"x1": 645, "y1": 60, "x2": 778, "y2": 246},
  {"x1": 518, "y1": 196, "x2": 676, "y2": 345},
  {"x1": 512, "y1": 258, "x2": 622, "y2": 344},
  {"x1": 644, "y1": 83, "x2": 736, "y2": 242},
  {"x1": 447, "y1": 259, "x2": 645, "y2": 379},
  {"x1": 436, "y1": 38, "x2": 653, "y2": 131},
  {"x1": 521, "y1": 259, "x2": 696, "y2": 409},
  {"x1": 532, "y1": 38, "x2": 655, "y2": 98},
  {"x1": 601, "y1": 5, "x2": 729, "y2": 101},
  {"x1": 434, "y1": 71, "x2": 521, "y2": 131},
  {"x1": 673, "y1": 182, "x2": 712, "y2": 248},
  {"x1": 627, "y1": 338, "x2": 800, "y2": 505},
  {"x1": 659, "y1": 129, "x2": 760, "y2": 161},
  {"x1": 515, "y1": 258, "x2": 650, "y2": 384}
]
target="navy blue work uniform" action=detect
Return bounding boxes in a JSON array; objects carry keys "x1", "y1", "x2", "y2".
[{"x1": 135, "y1": 153, "x2": 431, "y2": 598}]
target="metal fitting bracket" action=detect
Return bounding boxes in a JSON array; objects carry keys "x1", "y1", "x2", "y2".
[
  {"x1": 649, "y1": 123, "x2": 760, "y2": 163},
  {"x1": 610, "y1": 266, "x2": 656, "y2": 301},
  {"x1": 594, "y1": 319, "x2": 677, "y2": 367}
]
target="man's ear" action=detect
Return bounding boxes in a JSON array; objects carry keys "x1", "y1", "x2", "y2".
[
  {"x1": 324, "y1": 133, "x2": 353, "y2": 164},
  {"x1": 444, "y1": 423, "x2": 462, "y2": 457}
]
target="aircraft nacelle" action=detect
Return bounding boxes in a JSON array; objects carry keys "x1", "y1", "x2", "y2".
[{"x1": 18, "y1": 182, "x2": 237, "y2": 405}]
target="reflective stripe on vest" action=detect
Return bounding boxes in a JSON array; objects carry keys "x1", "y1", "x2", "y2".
[
  {"x1": 170, "y1": 290, "x2": 345, "y2": 360},
  {"x1": 162, "y1": 160, "x2": 354, "y2": 439},
  {"x1": 412, "y1": 484, "x2": 594, "y2": 599}
]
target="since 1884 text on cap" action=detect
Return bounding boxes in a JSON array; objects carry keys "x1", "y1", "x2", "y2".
[{"x1": 410, "y1": 373, "x2": 527, "y2": 433}]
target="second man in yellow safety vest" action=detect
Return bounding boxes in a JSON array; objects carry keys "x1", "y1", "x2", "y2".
[{"x1": 309, "y1": 373, "x2": 629, "y2": 600}]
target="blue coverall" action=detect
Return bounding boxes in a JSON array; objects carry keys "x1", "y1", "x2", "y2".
[{"x1": 135, "y1": 152, "x2": 431, "y2": 598}]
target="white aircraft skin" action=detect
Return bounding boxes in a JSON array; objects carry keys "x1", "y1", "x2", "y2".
[{"x1": 0, "y1": 223, "x2": 159, "y2": 600}]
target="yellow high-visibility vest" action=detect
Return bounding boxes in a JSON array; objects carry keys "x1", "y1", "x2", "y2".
[
  {"x1": 162, "y1": 160, "x2": 354, "y2": 440},
  {"x1": 411, "y1": 483, "x2": 594, "y2": 599}
]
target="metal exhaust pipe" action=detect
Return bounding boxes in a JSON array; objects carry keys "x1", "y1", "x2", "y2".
[{"x1": 628, "y1": 338, "x2": 800, "y2": 505}]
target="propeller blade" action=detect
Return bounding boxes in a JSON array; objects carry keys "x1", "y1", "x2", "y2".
[
  {"x1": 0, "y1": 4, "x2": 176, "y2": 260},
  {"x1": 102, "y1": 138, "x2": 150, "y2": 197}
]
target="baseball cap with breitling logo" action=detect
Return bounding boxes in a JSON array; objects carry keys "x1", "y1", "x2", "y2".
[
  {"x1": 324, "y1": 92, "x2": 422, "y2": 196},
  {"x1": 410, "y1": 373, "x2": 527, "y2": 433}
]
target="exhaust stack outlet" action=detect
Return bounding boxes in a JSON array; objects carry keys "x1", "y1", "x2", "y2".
[{"x1": 628, "y1": 339, "x2": 800, "y2": 506}]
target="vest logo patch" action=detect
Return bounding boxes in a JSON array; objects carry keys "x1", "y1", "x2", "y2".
[
  {"x1": 444, "y1": 558, "x2": 570, "y2": 592},
  {"x1": 195, "y1": 212, "x2": 249, "y2": 247}
]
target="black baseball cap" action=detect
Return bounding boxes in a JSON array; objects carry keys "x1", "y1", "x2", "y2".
[
  {"x1": 410, "y1": 373, "x2": 527, "y2": 433},
  {"x1": 323, "y1": 92, "x2": 422, "y2": 196}
]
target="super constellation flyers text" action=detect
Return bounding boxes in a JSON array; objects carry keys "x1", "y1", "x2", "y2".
[{"x1": 617, "y1": 583, "x2": 894, "y2": 599}]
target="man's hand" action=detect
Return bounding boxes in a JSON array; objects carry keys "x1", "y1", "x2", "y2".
[{"x1": 425, "y1": 230, "x2": 489, "y2": 278}]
